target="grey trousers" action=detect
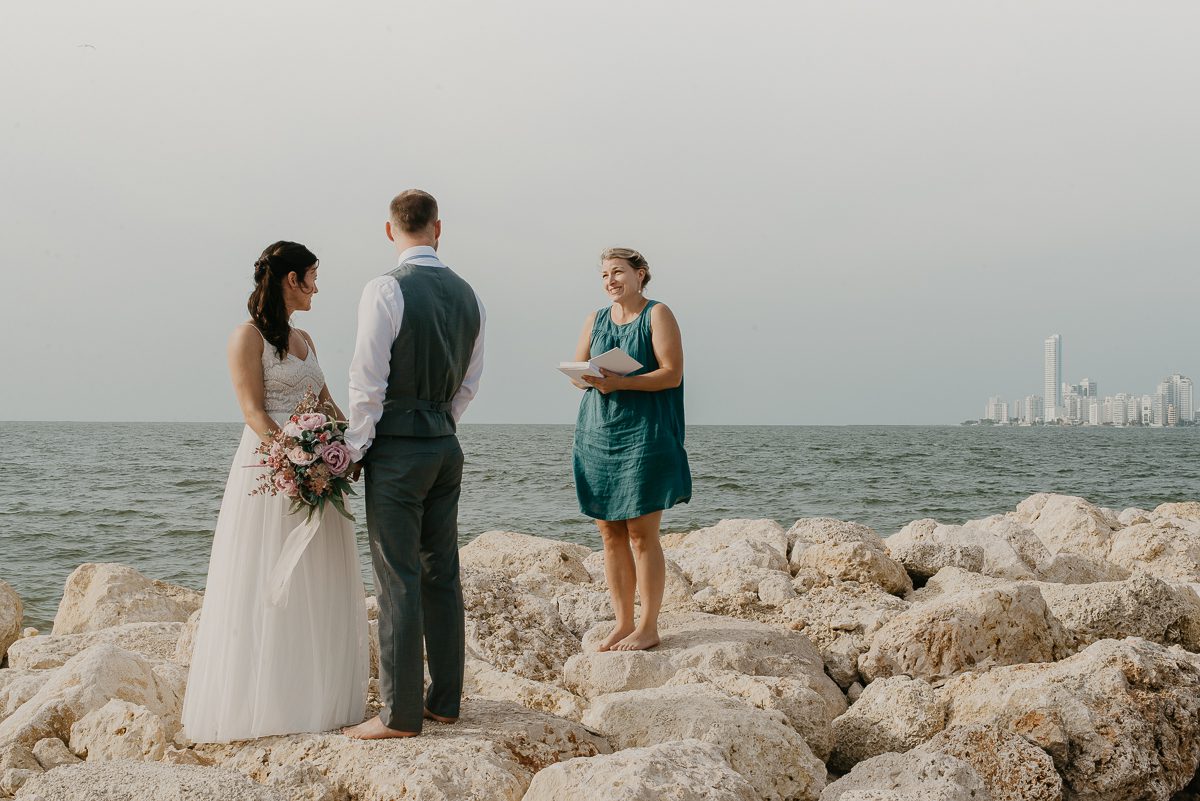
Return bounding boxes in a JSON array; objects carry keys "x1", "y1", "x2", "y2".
[{"x1": 364, "y1": 434, "x2": 465, "y2": 732}]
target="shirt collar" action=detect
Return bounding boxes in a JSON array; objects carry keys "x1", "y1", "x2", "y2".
[{"x1": 398, "y1": 245, "x2": 442, "y2": 266}]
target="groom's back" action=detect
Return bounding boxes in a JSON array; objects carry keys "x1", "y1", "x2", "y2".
[{"x1": 376, "y1": 264, "x2": 481, "y2": 438}]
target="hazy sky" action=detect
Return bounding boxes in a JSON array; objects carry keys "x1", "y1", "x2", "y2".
[{"x1": 2, "y1": 1, "x2": 1197, "y2": 425}]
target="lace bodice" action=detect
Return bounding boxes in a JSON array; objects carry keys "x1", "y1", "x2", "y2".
[{"x1": 255, "y1": 328, "x2": 326, "y2": 422}]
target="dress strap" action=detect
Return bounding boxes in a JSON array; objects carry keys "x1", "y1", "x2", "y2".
[{"x1": 244, "y1": 323, "x2": 268, "y2": 343}]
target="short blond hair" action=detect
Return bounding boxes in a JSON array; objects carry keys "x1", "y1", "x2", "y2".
[{"x1": 600, "y1": 247, "x2": 651, "y2": 287}]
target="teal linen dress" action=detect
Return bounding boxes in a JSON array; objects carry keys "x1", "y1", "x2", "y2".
[{"x1": 573, "y1": 300, "x2": 692, "y2": 521}]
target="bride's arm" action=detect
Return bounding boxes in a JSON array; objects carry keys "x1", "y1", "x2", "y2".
[
  {"x1": 228, "y1": 325, "x2": 278, "y2": 441},
  {"x1": 298, "y1": 330, "x2": 347, "y2": 421}
]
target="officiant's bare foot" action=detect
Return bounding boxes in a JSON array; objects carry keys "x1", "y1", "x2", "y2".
[
  {"x1": 342, "y1": 716, "x2": 419, "y2": 739},
  {"x1": 612, "y1": 628, "x2": 660, "y2": 651},
  {"x1": 597, "y1": 623, "x2": 636, "y2": 652},
  {"x1": 424, "y1": 708, "x2": 457, "y2": 724}
]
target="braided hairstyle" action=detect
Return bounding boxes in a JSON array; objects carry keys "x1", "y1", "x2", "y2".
[{"x1": 247, "y1": 241, "x2": 317, "y2": 359}]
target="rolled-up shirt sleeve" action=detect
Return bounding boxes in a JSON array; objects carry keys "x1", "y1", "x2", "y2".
[
  {"x1": 451, "y1": 294, "x2": 486, "y2": 423},
  {"x1": 346, "y1": 277, "x2": 403, "y2": 461}
]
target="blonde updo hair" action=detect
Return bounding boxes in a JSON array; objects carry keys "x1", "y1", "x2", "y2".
[{"x1": 600, "y1": 247, "x2": 651, "y2": 288}]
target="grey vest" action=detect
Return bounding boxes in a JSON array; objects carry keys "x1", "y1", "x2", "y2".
[{"x1": 375, "y1": 261, "x2": 481, "y2": 438}]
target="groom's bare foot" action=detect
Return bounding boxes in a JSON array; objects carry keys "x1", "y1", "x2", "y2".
[
  {"x1": 424, "y1": 708, "x2": 458, "y2": 724},
  {"x1": 597, "y1": 623, "x2": 636, "y2": 652},
  {"x1": 612, "y1": 629, "x2": 660, "y2": 651},
  {"x1": 342, "y1": 716, "x2": 419, "y2": 739}
]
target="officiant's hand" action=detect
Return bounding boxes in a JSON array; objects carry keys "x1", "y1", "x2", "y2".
[{"x1": 582, "y1": 368, "x2": 625, "y2": 395}]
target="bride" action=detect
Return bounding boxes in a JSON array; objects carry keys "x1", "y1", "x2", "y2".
[{"x1": 182, "y1": 241, "x2": 369, "y2": 743}]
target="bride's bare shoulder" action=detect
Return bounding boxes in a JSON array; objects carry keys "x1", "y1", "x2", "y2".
[{"x1": 228, "y1": 322, "x2": 265, "y2": 354}]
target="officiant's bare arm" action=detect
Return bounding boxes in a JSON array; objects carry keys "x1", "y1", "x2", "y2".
[
  {"x1": 228, "y1": 325, "x2": 279, "y2": 441},
  {"x1": 297, "y1": 330, "x2": 347, "y2": 421},
  {"x1": 570, "y1": 312, "x2": 598, "y2": 390}
]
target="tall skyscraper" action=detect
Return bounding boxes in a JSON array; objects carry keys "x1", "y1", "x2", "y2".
[
  {"x1": 1044, "y1": 334, "x2": 1062, "y2": 421},
  {"x1": 1167, "y1": 374, "x2": 1194, "y2": 423},
  {"x1": 1079, "y1": 377, "x2": 1097, "y2": 398}
]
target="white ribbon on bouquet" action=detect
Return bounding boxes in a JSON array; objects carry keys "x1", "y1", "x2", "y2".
[{"x1": 266, "y1": 507, "x2": 326, "y2": 607}]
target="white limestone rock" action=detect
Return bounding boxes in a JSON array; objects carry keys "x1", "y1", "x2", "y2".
[
  {"x1": 171, "y1": 609, "x2": 202, "y2": 666},
  {"x1": 1120, "y1": 507, "x2": 1154, "y2": 526},
  {"x1": 664, "y1": 519, "x2": 791, "y2": 599},
  {"x1": 462, "y1": 570, "x2": 580, "y2": 682},
  {"x1": 915, "y1": 724, "x2": 1062, "y2": 801},
  {"x1": 1012, "y1": 493, "x2": 1118, "y2": 559},
  {"x1": 29, "y1": 738, "x2": 79, "y2": 771},
  {"x1": 521, "y1": 738, "x2": 758, "y2": 801},
  {"x1": 1036, "y1": 551, "x2": 1130, "y2": 584},
  {"x1": 51, "y1": 564, "x2": 202, "y2": 635},
  {"x1": 884, "y1": 519, "x2": 985, "y2": 581},
  {"x1": 1154, "y1": 502, "x2": 1200, "y2": 523},
  {"x1": 1107, "y1": 519, "x2": 1200, "y2": 583},
  {"x1": 564, "y1": 612, "x2": 844, "y2": 720},
  {"x1": 13, "y1": 760, "x2": 288, "y2": 801},
  {"x1": 941, "y1": 638, "x2": 1200, "y2": 801},
  {"x1": 583, "y1": 685, "x2": 826, "y2": 801},
  {"x1": 465, "y1": 660, "x2": 587, "y2": 721},
  {"x1": 888, "y1": 515, "x2": 1048, "y2": 583},
  {"x1": 0, "y1": 643, "x2": 185, "y2": 751},
  {"x1": 0, "y1": 671, "x2": 51, "y2": 723},
  {"x1": 830, "y1": 675, "x2": 945, "y2": 772},
  {"x1": 781, "y1": 579, "x2": 910, "y2": 688},
  {"x1": 859, "y1": 585, "x2": 1072, "y2": 684},
  {"x1": 194, "y1": 697, "x2": 609, "y2": 801},
  {"x1": 665, "y1": 667, "x2": 843, "y2": 761},
  {"x1": 1037, "y1": 572, "x2": 1200, "y2": 651},
  {"x1": 820, "y1": 751, "x2": 990, "y2": 801},
  {"x1": 0, "y1": 581, "x2": 21, "y2": 666},
  {"x1": 789, "y1": 519, "x2": 912, "y2": 596},
  {"x1": 461, "y1": 530, "x2": 593, "y2": 584},
  {"x1": 6, "y1": 622, "x2": 184, "y2": 671},
  {"x1": 69, "y1": 699, "x2": 168, "y2": 762}
]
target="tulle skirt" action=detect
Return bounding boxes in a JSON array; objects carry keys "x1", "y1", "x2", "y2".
[{"x1": 181, "y1": 425, "x2": 369, "y2": 743}]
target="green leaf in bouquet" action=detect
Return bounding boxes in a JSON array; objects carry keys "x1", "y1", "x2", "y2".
[{"x1": 329, "y1": 493, "x2": 355, "y2": 522}]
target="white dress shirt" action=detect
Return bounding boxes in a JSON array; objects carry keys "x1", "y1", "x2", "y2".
[{"x1": 346, "y1": 246, "x2": 486, "y2": 461}]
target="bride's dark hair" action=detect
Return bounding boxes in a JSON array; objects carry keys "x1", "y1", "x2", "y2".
[{"x1": 248, "y1": 241, "x2": 318, "y2": 359}]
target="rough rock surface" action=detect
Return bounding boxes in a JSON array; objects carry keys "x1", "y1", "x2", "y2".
[
  {"x1": 1036, "y1": 551, "x2": 1130, "y2": 585},
  {"x1": 887, "y1": 516, "x2": 1046, "y2": 583},
  {"x1": 172, "y1": 609, "x2": 202, "y2": 666},
  {"x1": 6, "y1": 623, "x2": 184, "y2": 670},
  {"x1": 1036, "y1": 573, "x2": 1200, "y2": 650},
  {"x1": 460, "y1": 530, "x2": 593, "y2": 584},
  {"x1": 69, "y1": 699, "x2": 168, "y2": 762},
  {"x1": 789, "y1": 519, "x2": 911, "y2": 596},
  {"x1": 0, "y1": 643, "x2": 185, "y2": 750},
  {"x1": 830, "y1": 675, "x2": 945, "y2": 772},
  {"x1": 859, "y1": 584, "x2": 1072, "y2": 683},
  {"x1": 915, "y1": 724, "x2": 1061, "y2": 801},
  {"x1": 522, "y1": 739, "x2": 758, "y2": 801},
  {"x1": 1154, "y1": 502, "x2": 1200, "y2": 522},
  {"x1": 942, "y1": 638, "x2": 1200, "y2": 801},
  {"x1": 564, "y1": 612, "x2": 843, "y2": 722},
  {"x1": 52, "y1": 564, "x2": 202, "y2": 635},
  {"x1": 820, "y1": 751, "x2": 990, "y2": 801},
  {"x1": 781, "y1": 581, "x2": 910, "y2": 688},
  {"x1": 29, "y1": 737, "x2": 79, "y2": 771},
  {"x1": 13, "y1": 760, "x2": 288, "y2": 801},
  {"x1": 1012, "y1": 493, "x2": 1118, "y2": 559},
  {"x1": 884, "y1": 519, "x2": 985, "y2": 581},
  {"x1": 464, "y1": 660, "x2": 587, "y2": 721},
  {"x1": 195, "y1": 698, "x2": 609, "y2": 801},
  {"x1": 1107, "y1": 520, "x2": 1200, "y2": 583},
  {"x1": 462, "y1": 570, "x2": 580, "y2": 682},
  {"x1": 0, "y1": 581, "x2": 21, "y2": 665},
  {"x1": 583, "y1": 686, "x2": 826, "y2": 801},
  {"x1": 664, "y1": 519, "x2": 791, "y2": 600}
]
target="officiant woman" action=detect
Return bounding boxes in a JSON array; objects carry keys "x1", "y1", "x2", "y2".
[{"x1": 570, "y1": 247, "x2": 692, "y2": 653}]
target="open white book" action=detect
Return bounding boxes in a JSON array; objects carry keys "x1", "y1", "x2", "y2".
[{"x1": 557, "y1": 347, "x2": 643, "y2": 382}]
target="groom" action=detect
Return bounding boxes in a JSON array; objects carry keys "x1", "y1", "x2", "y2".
[{"x1": 343, "y1": 189, "x2": 485, "y2": 738}]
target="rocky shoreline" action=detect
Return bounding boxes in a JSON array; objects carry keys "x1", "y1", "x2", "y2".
[{"x1": 3, "y1": 493, "x2": 1200, "y2": 800}]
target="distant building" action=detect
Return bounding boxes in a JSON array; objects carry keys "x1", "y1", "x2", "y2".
[
  {"x1": 1044, "y1": 335, "x2": 1062, "y2": 421},
  {"x1": 1023, "y1": 395, "x2": 1044, "y2": 424},
  {"x1": 985, "y1": 397, "x2": 1008, "y2": 423},
  {"x1": 1166, "y1": 374, "x2": 1194, "y2": 423},
  {"x1": 1079, "y1": 377, "x2": 1097, "y2": 399}
]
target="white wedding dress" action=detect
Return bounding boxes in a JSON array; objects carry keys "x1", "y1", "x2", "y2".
[{"x1": 182, "y1": 331, "x2": 369, "y2": 743}]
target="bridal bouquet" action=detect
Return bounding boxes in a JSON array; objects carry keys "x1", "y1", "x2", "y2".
[{"x1": 251, "y1": 389, "x2": 355, "y2": 521}]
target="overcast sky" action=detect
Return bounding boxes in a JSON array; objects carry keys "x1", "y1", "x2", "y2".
[{"x1": 2, "y1": 1, "x2": 1197, "y2": 425}]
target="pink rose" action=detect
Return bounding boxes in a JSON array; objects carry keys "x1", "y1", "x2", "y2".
[
  {"x1": 274, "y1": 474, "x2": 299, "y2": 497},
  {"x1": 281, "y1": 421, "x2": 303, "y2": 438},
  {"x1": 297, "y1": 412, "x2": 328, "y2": 431},
  {"x1": 321, "y1": 441, "x2": 351, "y2": 475},
  {"x1": 287, "y1": 446, "x2": 316, "y2": 466}
]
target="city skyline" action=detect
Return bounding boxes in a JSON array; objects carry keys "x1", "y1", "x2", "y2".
[{"x1": 981, "y1": 333, "x2": 1195, "y2": 426}]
